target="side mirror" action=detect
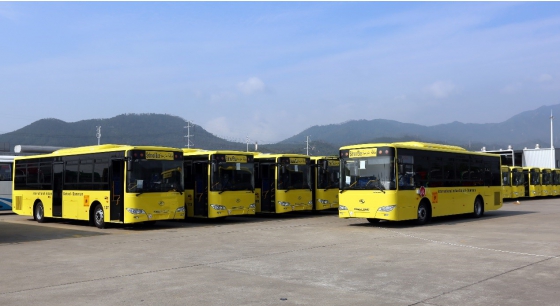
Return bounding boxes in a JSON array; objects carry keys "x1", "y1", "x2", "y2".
[
  {"x1": 211, "y1": 161, "x2": 217, "y2": 173},
  {"x1": 127, "y1": 157, "x2": 133, "y2": 172},
  {"x1": 322, "y1": 160, "x2": 328, "y2": 170}
]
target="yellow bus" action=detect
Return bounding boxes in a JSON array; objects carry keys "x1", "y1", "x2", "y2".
[
  {"x1": 253, "y1": 153, "x2": 312, "y2": 213},
  {"x1": 510, "y1": 166, "x2": 526, "y2": 198},
  {"x1": 523, "y1": 167, "x2": 542, "y2": 197},
  {"x1": 553, "y1": 169, "x2": 560, "y2": 196},
  {"x1": 540, "y1": 168, "x2": 553, "y2": 196},
  {"x1": 182, "y1": 149, "x2": 255, "y2": 218},
  {"x1": 310, "y1": 156, "x2": 340, "y2": 211},
  {"x1": 501, "y1": 165, "x2": 512, "y2": 199},
  {"x1": 338, "y1": 142, "x2": 502, "y2": 225},
  {"x1": 12, "y1": 144, "x2": 185, "y2": 228}
]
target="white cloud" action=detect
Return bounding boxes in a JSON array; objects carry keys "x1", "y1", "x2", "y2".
[
  {"x1": 426, "y1": 81, "x2": 455, "y2": 98},
  {"x1": 237, "y1": 77, "x2": 265, "y2": 95},
  {"x1": 0, "y1": 5, "x2": 18, "y2": 21},
  {"x1": 205, "y1": 116, "x2": 231, "y2": 138},
  {"x1": 502, "y1": 82, "x2": 522, "y2": 94},
  {"x1": 209, "y1": 92, "x2": 236, "y2": 104},
  {"x1": 538, "y1": 74, "x2": 553, "y2": 83}
]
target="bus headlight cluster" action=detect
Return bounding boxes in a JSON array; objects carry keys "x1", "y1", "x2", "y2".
[
  {"x1": 176, "y1": 206, "x2": 186, "y2": 213},
  {"x1": 210, "y1": 204, "x2": 227, "y2": 210},
  {"x1": 339, "y1": 205, "x2": 348, "y2": 211},
  {"x1": 377, "y1": 205, "x2": 396, "y2": 212},
  {"x1": 278, "y1": 201, "x2": 291, "y2": 207},
  {"x1": 126, "y1": 208, "x2": 146, "y2": 215},
  {"x1": 248, "y1": 203, "x2": 256, "y2": 209},
  {"x1": 317, "y1": 199, "x2": 329, "y2": 204}
]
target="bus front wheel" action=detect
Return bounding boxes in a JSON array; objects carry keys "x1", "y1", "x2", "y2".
[
  {"x1": 34, "y1": 202, "x2": 46, "y2": 223},
  {"x1": 93, "y1": 204, "x2": 106, "y2": 229},
  {"x1": 472, "y1": 198, "x2": 484, "y2": 218},
  {"x1": 416, "y1": 202, "x2": 431, "y2": 225},
  {"x1": 367, "y1": 218, "x2": 380, "y2": 224}
]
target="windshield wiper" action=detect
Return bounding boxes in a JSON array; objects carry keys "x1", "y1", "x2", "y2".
[
  {"x1": 365, "y1": 180, "x2": 385, "y2": 193},
  {"x1": 372, "y1": 181, "x2": 386, "y2": 194}
]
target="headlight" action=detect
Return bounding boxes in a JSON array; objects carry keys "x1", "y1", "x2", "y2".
[
  {"x1": 278, "y1": 201, "x2": 291, "y2": 207},
  {"x1": 248, "y1": 203, "x2": 256, "y2": 209},
  {"x1": 126, "y1": 208, "x2": 146, "y2": 215},
  {"x1": 176, "y1": 206, "x2": 186, "y2": 213},
  {"x1": 377, "y1": 205, "x2": 396, "y2": 212},
  {"x1": 308, "y1": 201, "x2": 313, "y2": 205},
  {"x1": 210, "y1": 204, "x2": 227, "y2": 210},
  {"x1": 318, "y1": 199, "x2": 329, "y2": 204},
  {"x1": 339, "y1": 205, "x2": 348, "y2": 211}
]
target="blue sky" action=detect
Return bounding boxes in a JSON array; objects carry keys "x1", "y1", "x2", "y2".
[{"x1": 1, "y1": 2, "x2": 560, "y2": 143}]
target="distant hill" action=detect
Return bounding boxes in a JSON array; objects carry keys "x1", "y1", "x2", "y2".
[
  {"x1": 0, "y1": 113, "x2": 337, "y2": 155},
  {"x1": 279, "y1": 104, "x2": 560, "y2": 151},
  {"x1": 1, "y1": 104, "x2": 559, "y2": 155}
]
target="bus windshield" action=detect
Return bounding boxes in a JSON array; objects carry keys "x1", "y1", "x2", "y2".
[
  {"x1": 342, "y1": 156, "x2": 395, "y2": 191},
  {"x1": 278, "y1": 164, "x2": 310, "y2": 190},
  {"x1": 513, "y1": 170, "x2": 525, "y2": 186},
  {"x1": 127, "y1": 160, "x2": 183, "y2": 193},
  {"x1": 211, "y1": 162, "x2": 254, "y2": 192},
  {"x1": 318, "y1": 164, "x2": 340, "y2": 189}
]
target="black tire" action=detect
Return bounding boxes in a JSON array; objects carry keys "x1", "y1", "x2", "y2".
[
  {"x1": 93, "y1": 204, "x2": 105, "y2": 229},
  {"x1": 472, "y1": 197, "x2": 484, "y2": 218},
  {"x1": 367, "y1": 218, "x2": 380, "y2": 224},
  {"x1": 416, "y1": 202, "x2": 431, "y2": 225},
  {"x1": 143, "y1": 221, "x2": 157, "y2": 227},
  {"x1": 34, "y1": 202, "x2": 46, "y2": 223}
]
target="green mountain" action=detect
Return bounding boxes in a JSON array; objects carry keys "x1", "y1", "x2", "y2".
[
  {"x1": 0, "y1": 113, "x2": 337, "y2": 155},
  {"x1": 279, "y1": 104, "x2": 560, "y2": 151},
  {"x1": 1, "y1": 104, "x2": 558, "y2": 156}
]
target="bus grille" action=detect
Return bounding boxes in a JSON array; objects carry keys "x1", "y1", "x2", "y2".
[
  {"x1": 494, "y1": 192, "x2": 500, "y2": 206},
  {"x1": 15, "y1": 196, "x2": 22, "y2": 210}
]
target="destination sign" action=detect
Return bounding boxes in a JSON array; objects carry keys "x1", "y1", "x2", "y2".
[
  {"x1": 328, "y1": 160, "x2": 340, "y2": 167},
  {"x1": 145, "y1": 151, "x2": 174, "y2": 160},
  {"x1": 289, "y1": 158, "x2": 307, "y2": 165},
  {"x1": 225, "y1": 155, "x2": 247, "y2": 163},
  {"x1": 349, "y1": 148, "x2": 377, "y2": 158}
]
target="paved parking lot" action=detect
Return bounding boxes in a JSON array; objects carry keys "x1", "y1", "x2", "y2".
[{"x1": 1, "y1": 198, "x2": 559, "y2": 306}]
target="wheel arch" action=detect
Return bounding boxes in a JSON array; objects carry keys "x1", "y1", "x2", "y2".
[
  {"x1": 33, "y1": 199, "x2": 43, "y2": 218},
  {"x1": 89, "y1": 200, "x2": 103, "y2": 223}
]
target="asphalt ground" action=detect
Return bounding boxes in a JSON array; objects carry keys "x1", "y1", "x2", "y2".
[{"x1": 0, "y1": 198, "x2": 559, "y2": 306}]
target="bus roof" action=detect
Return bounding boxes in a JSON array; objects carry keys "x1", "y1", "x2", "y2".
[
  {"x1": 310, "y1": 156, "x2": 338, "y2": 161},
  {"x1": 340, "y1": 141, "x2": 467, "y2": 152},
  {"x1": 339, "y1": 141, "x2": 503, "y2": 158},
  {"x1": 253, "y1": 153, "x2": 309, "y2": 159},
  {"x1": 182, "y1": 149, "x2": 254, "y2": 157},
  {"x1": 14, "y1": 144, "x2": 181, "y2": 160}
]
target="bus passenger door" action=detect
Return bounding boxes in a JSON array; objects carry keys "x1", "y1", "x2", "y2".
[
  {"x1": 193, "y1": 163, "x2": 208, "y2": 216},
  {"x1": 52, "y1": 163, "x2": 63, "y2": 217},
  {"x1": 110, "y1": 160, "x2": 124, "y2": 221},
  {"x1": 260, "y1": 164, "x2": 275, "y2": 212}
]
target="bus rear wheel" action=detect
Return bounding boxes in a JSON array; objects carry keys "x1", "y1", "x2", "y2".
[
  {"x1": 93, "y1": 204, "x2": 105, "y2": 229},
  {"x1": 472, "y1": 198, "x2": 484, "y2": 218},
  {"x1": 34, "y1": 202, "x2": 46, "y2": 223},
  {"x1": 416, "y1": 202, "x2": 431, "y2": 225}
]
